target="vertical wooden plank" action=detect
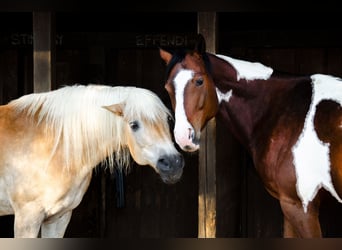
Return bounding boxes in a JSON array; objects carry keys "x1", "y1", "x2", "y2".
[
  {"x1": 0, "y1": 50, "x2": 19, "y2": 104},
  {"x1": 33, "y1": 12, "x2": 56, "y2": 92},
  {"x1": 198, "y1": 12, "x2": 217, "y2": 54},
  {"x1": 87, "y1": 46, "x2": 106, "y2": 84},
  {"x1": 88, "y1": 46, "x2": 107, "y2": 237},
  {"x1": 197, "y1": 12, "x2": 217, "y2": 238},
  {"x1": 100, "y1": 171, "x2": 106, "y2": 238}
]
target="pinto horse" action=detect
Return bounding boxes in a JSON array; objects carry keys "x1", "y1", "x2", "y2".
[
  {"x1": 0, "y1": 84, "x2": 184, "y2": 238},
  {"x1": 159, "y1": 34, "x2": 342, "y2": 237}
]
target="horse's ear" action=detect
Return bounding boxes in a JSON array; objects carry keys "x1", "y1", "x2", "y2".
[
  {"x1": 103, "y1": 103, "x2": 125, "y2": 116},
  {"x1": 159, "y1": 48, "x2": 173, "y2": 65},
  {"x1": 194, "y1": 34, "x2": 206, "y2": 54}
]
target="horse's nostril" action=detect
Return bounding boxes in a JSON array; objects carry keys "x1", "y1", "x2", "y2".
[
  {"x1": 188, "y1": 129, "x2": 200, "y2": 145},
  {"x1": 192, "y1": 136, "x2": 200, "y2": 145},
  {"x1": 157, "y1": 154, "x2": 184, "y2": 173},
  {"x1": 157, "y1": 157, "x2": 170, "y2": 172},
  {"x1": 188, "y1": 128, "x2": 193, "y2": 140}
]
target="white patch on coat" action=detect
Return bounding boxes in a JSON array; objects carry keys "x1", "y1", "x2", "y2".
[
  {"x1": 173, "y1": 70, "x2": 199, "y2": 150},
  {"x1": 216, "y1": 54, "x2": 273, "y2": 81},
  {"x1": 216, "y1": 88, "x2": 232, "y2": 104},
  {"x1": 292, "y1": 74, "x2": 342, "y2": 212}
]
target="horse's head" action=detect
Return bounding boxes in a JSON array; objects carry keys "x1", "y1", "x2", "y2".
[
  {"x1": 104, "y1": 89, "x2": 184, "y2": 184},
  {"x1": 159, "y1": 34, "x2": 219, "y2": 152}
]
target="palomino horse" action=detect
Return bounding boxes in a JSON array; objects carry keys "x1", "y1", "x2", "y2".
[
  {"x1": 159, "y1": 34, "x2": 342, "y2": 237},
  {"x1": 0, "y1": 84, "x2": 184, "y2": 238}
]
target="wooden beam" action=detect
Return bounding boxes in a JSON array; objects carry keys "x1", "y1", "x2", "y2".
[
  {"x1": 197, "y1": 12, "x2": 217, "y2": 238},
  {"x1": 33, "y1": 12, "x2": 56, "y2": 92}
]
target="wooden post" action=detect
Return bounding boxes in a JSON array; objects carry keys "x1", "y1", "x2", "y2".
[
  {"x1": 197, "y1": 12, "x2": 217, "y2": 238},
  {"x1": 33, "y1": 12, "x2": 56, "y2": 92}
]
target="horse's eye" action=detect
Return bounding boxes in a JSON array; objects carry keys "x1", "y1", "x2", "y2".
[
  {"x1": 195, "y1": 78, "x2": 204, "y2": 86},
  {"x1": 129, "y1": 121, "x2": 139, "y2": 131}
]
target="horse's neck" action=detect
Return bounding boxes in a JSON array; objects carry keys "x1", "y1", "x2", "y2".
[
  {"x1": 210, "y1": 54, "x2": 306, "y2": 151},
  {"x1": 215, "y1": 80, "x2": 272, "y2": 151}
]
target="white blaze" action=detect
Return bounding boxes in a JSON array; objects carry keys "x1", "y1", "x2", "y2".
[
  {"x1": 292, "y1": 74, "x2": 342, "y2": 212},
  {"x1": 173, "y1": 69, "x2": 199, "y2": 150}
]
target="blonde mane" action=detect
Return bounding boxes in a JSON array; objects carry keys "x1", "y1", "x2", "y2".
[{"x1": 9, "y1": 84, "x2": 172, "y2": 172}]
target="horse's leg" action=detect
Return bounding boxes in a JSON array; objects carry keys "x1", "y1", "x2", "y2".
[
  {"x1": 283, "y1": 216, "x2": 299, "y2": 237},
  {"x1": 41, "y1": 211, "x2": 72, "y2": 238},
  {"x1": 14, "y1": 208, "x2": 45, "y2": 238},
  {"x1": 280, "y1": 198, "x2": 321, "y2": 238}
]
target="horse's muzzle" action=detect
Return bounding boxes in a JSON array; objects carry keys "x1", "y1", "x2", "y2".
[
  {"x1": 174, "y1": 127, "x2": 200, "y2": 152},
  {"x1": 157, "y1": 153, "x2": 184, "y2": 184}
]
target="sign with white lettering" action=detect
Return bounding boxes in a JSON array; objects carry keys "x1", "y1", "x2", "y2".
[
  {"x1": 135, "y1": 34, "x2": 192, "y2": 48},
  {"x1": 10, "y1": 33, "x2": 63, "y2": 46},
  {"x1": 0, "y1": 32, "x2": 195, "y2": 49}
]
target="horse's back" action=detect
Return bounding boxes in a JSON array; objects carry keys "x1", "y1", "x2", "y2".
[{"x1": 0, "y1": 104, "x2": 38, "y2": 160}]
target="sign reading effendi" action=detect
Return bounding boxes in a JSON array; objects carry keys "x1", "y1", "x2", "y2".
[{"x1": 136, "y1": 34, "x2": 190, "y2": 48}]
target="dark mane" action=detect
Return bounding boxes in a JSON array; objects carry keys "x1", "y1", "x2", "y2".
[
  {"x1": 164, "y1": 49, "x2": 212, "y2": 80},
  {"x1": 203, "y1": 52, "x2": 212, "y2": 75},
  {"x1": 165, "y1": 49, "x2": 186, "y2": 80}
]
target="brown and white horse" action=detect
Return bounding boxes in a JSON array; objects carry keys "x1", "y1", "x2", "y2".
[
  {"x1": 159, "y1": 34, "x2": 342, "y2": 237},
  {"x1": 0, "y1": 84, "x2": 184, "y2": 238}
]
